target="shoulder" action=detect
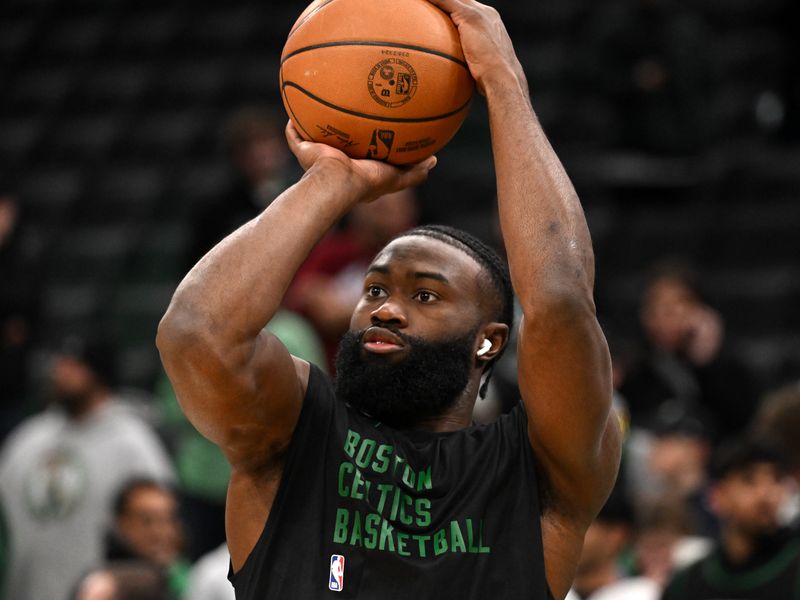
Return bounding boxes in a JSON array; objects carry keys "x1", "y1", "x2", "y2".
[{"x1": 0, "y1": 411, "x2": 61, "y2": 461}]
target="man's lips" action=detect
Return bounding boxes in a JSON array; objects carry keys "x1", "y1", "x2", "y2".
[{"x1": 362, "y1": 327, "x2": 405, "y2": 354}]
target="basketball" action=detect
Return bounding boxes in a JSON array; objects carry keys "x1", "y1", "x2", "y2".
[{"x1": 280, "y1": 0, "x2": 475, "y2": 165}]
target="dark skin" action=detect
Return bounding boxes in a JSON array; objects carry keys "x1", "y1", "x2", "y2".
[{"x1": 157, "y1": 1, "x2": 620, "y2": 597}]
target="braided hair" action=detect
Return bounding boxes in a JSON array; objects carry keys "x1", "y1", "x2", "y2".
[{"x1": 394, "y1": 224, "x2": 515, "y2": 398}]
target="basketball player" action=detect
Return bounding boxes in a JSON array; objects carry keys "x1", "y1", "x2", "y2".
[{"x1": 157, "y1": 0, "x2": 621, "y2": 598}]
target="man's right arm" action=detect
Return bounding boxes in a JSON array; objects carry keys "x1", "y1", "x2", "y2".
[{"x1": 156, "y1": 124, "x2": 435, "y2": 568}]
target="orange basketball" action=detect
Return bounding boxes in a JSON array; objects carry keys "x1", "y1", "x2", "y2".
[{"x1": 280, "y1": 0, "x2": 475, "y2": 165}]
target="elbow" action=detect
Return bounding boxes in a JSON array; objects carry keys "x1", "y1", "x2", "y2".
[
  {"x1": 518, "y1": 283, "x2": 597, "y2": 322},
  {"x1": 156, "y1": 298, "x2": 206, "y2": 358}
]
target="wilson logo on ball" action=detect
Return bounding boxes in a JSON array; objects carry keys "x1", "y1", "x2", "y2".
[{"x1": 367, "y1": 58, "x2": 418, "y2": 108}]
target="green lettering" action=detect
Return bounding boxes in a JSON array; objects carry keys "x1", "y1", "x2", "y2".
[
  {"x1": 364, "y1": 514, "x2": 380, "y2": 550},
  {"x1": 389, "y1": 487, "x2": 401, "y2": 521},
  {"x1": 376, "y1": 483, "x2": 393, "y2": 515},
  {"x1": 333, "y1": 508, "x2": 349, "y2": 544},
  {"x1": 349, "y1": 510, "x2": 362, "y2": 546},
  {"x1": 415, "y1": 498, "x2": 431, "y2": 528},
  {"x1": 393, "y1": 455, "x2": 406, "y2": 478},
  {"x1": 401, "y1": 464, "x2": 415, "y2": 488},
  {"x1": 416, "y1": 465, "x2": 433, "y2": 491},
  {"x1": 433, "y1": 528, "x2": 448, "y2": 556},
  {"x1": 337, "y1": 462, "x2": 353, "y2": 497},
  {"x1": 351, "y1": 469, "x2": 366, "y2": 500},
  {"x1": 397, "y1": 532, "x2": 410, "y2": 557},
  {"x1": 379, "y1": 519, "x2": 395, "y2": 552},
  {"x1": 355, "y1": 438, "x2": 377, "y2": 469},
  {"x1": 399, "y1": 493, "x2": 414, "y2": 526},
  {"x1": 412, "y1": 534, "x2": 430, "y2": 558},
  {"x1": 371, "y1": 444, "x2": 393, "y2": 474},
  {"x1": 344, "y1": 430, "x2": 360, "y2": 458},
  {"x1": 450, "y1": 520, "x2": 466, "y2": 553}
]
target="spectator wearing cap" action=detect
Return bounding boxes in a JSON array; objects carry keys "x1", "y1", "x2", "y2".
[
  {"x1": 661, "y1": 437, "x2": 798, "y2": 600},
  {"x1": 0, "y1": 336, "x2": 174, "y2": 600}
]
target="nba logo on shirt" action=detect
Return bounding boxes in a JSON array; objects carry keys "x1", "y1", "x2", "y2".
[{"x1": 329, "y1": 554, "x2": 345, "y2": 592}]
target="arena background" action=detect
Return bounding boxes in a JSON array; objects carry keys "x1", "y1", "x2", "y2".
[{"x1": 1, "y1": 0, "x2": 799, "y2": 453}]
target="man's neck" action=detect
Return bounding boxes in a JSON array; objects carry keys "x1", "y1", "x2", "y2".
[
  {"x1": 413, "y1": 382, "x2": 480, "y2": 433},
  {"x1": 67, "y1": 389, "x2": 110, "y2": 421},
  {"x1": 721, "y1": 525, "x2": 756, "y2": 564}
]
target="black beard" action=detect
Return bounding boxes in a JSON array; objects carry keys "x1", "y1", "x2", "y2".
[{"x1": 334, "y1": 327, "x2": 477, "y2": 428}]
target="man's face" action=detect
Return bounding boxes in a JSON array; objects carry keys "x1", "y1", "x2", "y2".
[
  {"x1": 117, "y1": 486, "x2": 182, "y2": 566},
  {"x1": 712, "y1": 463, "x2": 790, "y2": 536},
  {"x1": 640, "y1": 277, "x2": 696, "y2": 351},
  {"x1": 335, "y1": 236, "x2": 490, "y2": 427},
  {"x1": 50, "y1": 355, "x2": 96, "y2": 415}
]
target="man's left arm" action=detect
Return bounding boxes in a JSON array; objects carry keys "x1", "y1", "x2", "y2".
[{"x1": 425, "y1": 1, "x2": 622, "y2": 596}]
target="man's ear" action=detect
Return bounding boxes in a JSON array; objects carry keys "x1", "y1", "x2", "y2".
[{"x1": 476, "y1": 322, "x2": 510, "y2": 364}]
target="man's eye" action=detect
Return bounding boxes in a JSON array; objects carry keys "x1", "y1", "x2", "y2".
[
  {"x1": 368, "y1": 285, "x2": 385, "y2": 298},
  {"x1": 415, "y1": 291, "x2": 437, "y2": 303}
]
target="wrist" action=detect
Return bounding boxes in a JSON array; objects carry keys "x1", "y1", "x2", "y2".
[
  {"x1": 483, "y1": 64, "x2": 529, "y2": 103},
  {"x1": 305, "y1": 158, "x2": 369, "y2": 206}
]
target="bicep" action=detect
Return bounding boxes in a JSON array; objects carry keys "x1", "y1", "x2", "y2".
[
  {"x1": 517, "y1": 302, "x2": 620, "y2": 520},
  {"x1": 159, "y1": 328, "x2": 305, "y2": 471}
]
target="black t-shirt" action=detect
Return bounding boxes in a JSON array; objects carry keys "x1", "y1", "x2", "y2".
[
  {"x1": 662, "y1": 529, "x2": 800, "y2": 600},
  {"x1": 230, "y1": 365, "x2": 552, "y2": 599}
]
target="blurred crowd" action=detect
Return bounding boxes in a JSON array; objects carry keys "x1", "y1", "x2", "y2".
[{"x1": 1, "y1": 105, "x2": 798, "y2": 600}]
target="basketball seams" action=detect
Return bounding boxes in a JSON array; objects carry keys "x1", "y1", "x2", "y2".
[
  {"x1": 282, "y1": 81, "x2": 472, "y2": 124},
  {"x1": 281, "y1": 40, "x2": 468, "y2": 69},
  {"x1": 280, "y1": 68, "x2": 315, "y2": 142}
]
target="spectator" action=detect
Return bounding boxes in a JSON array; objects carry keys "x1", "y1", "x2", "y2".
[
  {"x1": 185, "y1": 544, "x2": 235, "y2": 600},
  {"x1": 106, "y1": 479, "x2": 189, "y2": 599},
  {"x1": 73, "y1": 561, "x2": 169, "y2": 600},
  {"x1": 0, "y1": 335, "x2": 174, "y2": 600},
  {"x1": 0, "y1": 193, "x2": 41, "y2": 441},
  {"x1": 661, "y1": 437, "x2": 798, "y2": 599},
  {"x1": 285, "y1": 187, "x2": 419, "y2": 370},
  {"x1": 589, "y1": 499, "x2": 709, "y2": 600},
  {"x1": 188, "y1": 108, "x2": 295, "y2": 266},
  {"x1": 620, "y1": 260, "x2": 757, "y2": 439},
  {"x1": 752, "y1": 381, "x2": 800, "y2": 523},
  {"x1": 627, "y1": 408, "x2": 717, "y2": 537}
]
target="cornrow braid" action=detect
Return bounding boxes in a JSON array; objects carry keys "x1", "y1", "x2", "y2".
[{"x1": 394, "y1": 224, "x2": 515, "y2": 399}]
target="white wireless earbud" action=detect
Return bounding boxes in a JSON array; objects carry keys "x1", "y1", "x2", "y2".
[{"x1": 477, "y1": 339, "x2": 492, "y2": 357}]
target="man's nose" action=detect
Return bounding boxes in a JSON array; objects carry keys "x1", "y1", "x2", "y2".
[{"x1": 370, "y1": 298, "x2": 408, "y2": 328}]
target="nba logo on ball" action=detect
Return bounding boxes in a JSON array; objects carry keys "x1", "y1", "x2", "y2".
[{"x1": 329, "y1": 554, "x2": 345, "y2": 592}]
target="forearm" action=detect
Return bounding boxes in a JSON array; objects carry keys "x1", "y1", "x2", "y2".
[
  {"x1": 160, "y1": 161, "x2": 363, "y2": 346},
  {"x1": 486, "y1": 74, "x2": 595, "y2": 309}
]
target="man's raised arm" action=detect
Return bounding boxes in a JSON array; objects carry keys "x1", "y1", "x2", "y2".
[
  {"x1": 156, "y1": 126, "x2": 435, "y2": 472},
  {"x1": 427, "y1": 0, "x2": 621, "y2": 596}
]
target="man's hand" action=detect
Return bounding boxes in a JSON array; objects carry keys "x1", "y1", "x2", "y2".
[
  {"x1": 285, "y1": 122, "x2": 436, "y2": 202},
  {"x1": 425, "y1": 0, "x2": 526, "y2": 95}
]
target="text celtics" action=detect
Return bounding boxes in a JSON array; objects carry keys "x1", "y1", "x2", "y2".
[{"x1": 332, "y1": 430, "x2": 491, "y2": 557}]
